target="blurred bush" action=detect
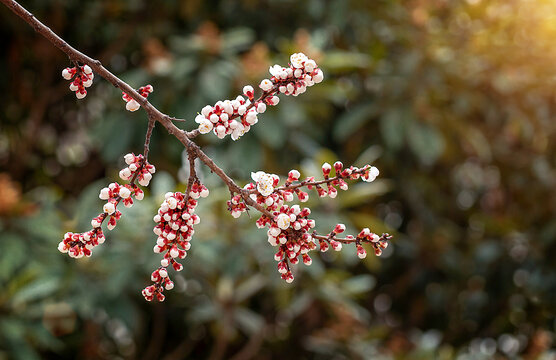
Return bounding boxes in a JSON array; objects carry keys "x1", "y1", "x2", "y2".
[{"x1": 1, "y1": 0, "x2": 555, "y2": 359}]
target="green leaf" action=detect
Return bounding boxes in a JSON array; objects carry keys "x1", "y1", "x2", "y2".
[
  {"x1": 337, "y1": 180, "x2": 392, "y2": 208},
  {"x1": 221, "y1": 28, "x2": 255, "y2": 53},
  {"x1": 0, "y1": 233, "x2": 26, "y2": 281},
  {"x1": 322, "y1": 51, "x2": 371, "y2": 71},
  {"x1": 12, "y1": 277, "x2": 60, "y2": 305},
  {"x1": 342, "y1": 275, "x2": 376, "y2": 295},
  {"x1": 199, "y1": 61, "x2": 235, "y2": 100},
  {"x1": 172, "y1": 57, "x2": 198, "y2": 80}
]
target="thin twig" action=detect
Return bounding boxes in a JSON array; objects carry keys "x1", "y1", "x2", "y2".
[
  {"x1": 183, "y1": 150, "x2": 198, "y2": 203},
  {"x1": 247, "y1": 166, "x2": 371, "y2": 194},
  {"x1": 143, "y1": 117, "x2": 156, "y2": 160}
]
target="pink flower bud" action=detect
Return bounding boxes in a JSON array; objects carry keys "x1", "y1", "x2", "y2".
[
  {"x1": 243, "y1": 85, "x2": 254, "y2": 99},
  {"x1": 62, "y1": 68, "x2": 73, "y2": 80},
  {"x1": 322, "y1": 162, "x2": 332, "y2": 176},
  {"x1": 334, "y1": 161, "x2": 343, "y2": 173},
  {"x1": 259, "y1": 79, "x2": 273, "y2": 92},
  {"x1": 288, "y1": 169, "x2": 300, "y2": 181},
  {"x1": 334, "y1": 224, "x2": 346, "y2": 234},
  {"x1": 357, "y1": 245, "x2": 367, "y2": 259}
]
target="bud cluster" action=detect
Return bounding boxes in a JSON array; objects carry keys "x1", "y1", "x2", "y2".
[
  {"x1": 58, "y1": 229, "x2": 105, "y2": 258},
  {"x1": 122, "y1": 85, "x2": 154, "y2": 112},
  {"x1": 119, "y1": 153, "x2": 155, "y2": 186},
  {"x1": 194, "y1": 88, "x2": 278, "y2": 140},
  {"x1": 195, "y1": 52, "x2": 322, "y2": 140},
  {"x1": 62, "y1": 64, "x2": 94, "y2": 99},
  {"x1": 142, "y1": 184, "x2": 209, "y2": 302},
  {"x1": 263, "y1": 52, "x2": 323, "y2": 96},
  {"x1": 227, "y1": 161, "x2": 386, "y2": 283},
  {"x1": 356, "y1": 228, "x2": 390, "y2": 257},
  {"x1": 58, "y1": 153, "x2": 154, "y2": 258},
  {"x1": 316, "y1": 225, "x2": 390, "y2": 258},
  {"x1": 97, "y1": 182, "x2": 143, "y2": 229}
]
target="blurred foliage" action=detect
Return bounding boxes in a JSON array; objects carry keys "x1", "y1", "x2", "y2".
[{"x1": 1, "y1": 0, "x2": 556, "y2": 359}]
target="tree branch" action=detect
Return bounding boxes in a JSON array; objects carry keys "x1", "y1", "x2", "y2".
[{"x1": 0, "y1": 0, "x2": 273, "y2": 216}]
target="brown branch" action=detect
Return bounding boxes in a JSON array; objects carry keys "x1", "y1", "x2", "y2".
[
  {"x1": 312, "y1": 232, "x2": 392, "y2": 245},
  {"x1": 0, "y1": 0, "x2": 275, "y2": 218}
]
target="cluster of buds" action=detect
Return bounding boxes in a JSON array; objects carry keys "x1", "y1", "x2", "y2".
[
  {"x1": 227, "y1": 161, "x2": 387, "y2": 283},
  {"x1": 122, "y1": 85, "x2": 153, "y2": 112},
  {"x1": 119, "y1": 153, "x2": 155, "y2": 186},
  {"x1": 195, "y1": 52, "x2": 322, "y2": 140},
  {"x1": 264, "y1": 52, "x2": 323, "y2": 97},
  {"x1": 142, "y1": 184, "x2": 209, "y2": 301},
  {"x1": 97, "y1": 182, "x2": 144, "y2": 229},
  {"x1": 316, "y1": 161, "x2": 381, "y2": 197},
  {"x1": 57, "y1": 153, "x2": 154, "y2": 258},
  {"x1": 315, "y1": 224, "x2": 390, "y2": 259},
  {"x1": 356, "y1": 228, "x2": 390, "y2": 257},
  {"x1": 271, "y1": 205, "x2": 318, "y2": 283},
  {"x1": 194, "y1": 89, "x2": 278, "y2": 140},
  {"x1": 227, "y1": 194, "x2": 247, "y2": 218},
  {"x1": 58, "y1": 230, "x2": 105, "y2": 258},
  {"x1": 62, "y1": 64, "x2": 94, "y2": 99}
]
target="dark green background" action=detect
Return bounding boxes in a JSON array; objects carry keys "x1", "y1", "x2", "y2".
[{"x1": 0, "y1": 0, "x2": 555, "y2": 359}]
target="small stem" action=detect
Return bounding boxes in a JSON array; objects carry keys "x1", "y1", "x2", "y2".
[
  {"x1": 183, "y1": 150, "x2": 197, "y2": 203},
  {"x1": 143, "y1": 117, "x2": 156, "y2": 160},
  {"x1": 312, "y1": 232, "x2": 391, "y2": 244}
]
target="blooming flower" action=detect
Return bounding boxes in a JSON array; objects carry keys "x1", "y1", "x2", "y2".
[
  {"x1": 275, "y1": 213, "x2": 291, "y2": 230},
  {"x1": 251, "y1": 171, "x2": 277, "y2": 197},
  {"x1": 290, "y1": 53, "x2": 308, "y2": 68}
]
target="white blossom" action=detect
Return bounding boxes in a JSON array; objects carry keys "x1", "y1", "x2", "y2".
[
  {"x1": 259, "y1": 79, "x2": 273, "y2": 92},
  {"x1": 198, "y1": 120, "x2": 213, "y2": 134},
  {"x1": 252, "y1": 171, "x2": 276, "y2": 196},
  {"x1": 119, "y1": 187, "x2": 131, "y2": 199},
  {"x1": 276, "y1": 213, "x2": 291, "y2": 230},
  {"x1": 99, "y1": 187, "x2": 110, "y2": 200},
  {"x1": 126, "y1": 99, "x2": 140, "y2": 112},
  {"x1": 124, "y1": 153, "x2": 135, "y2": 164},
  {"x1": 290, "y1": 52, "x2": 308, "y2": 68},
  {"x1": 103, "y1": 202, "x2": 116, "y2": 215},
  {"x1": 62, "y1": 68, "x2": 72, "y2": 80}
]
